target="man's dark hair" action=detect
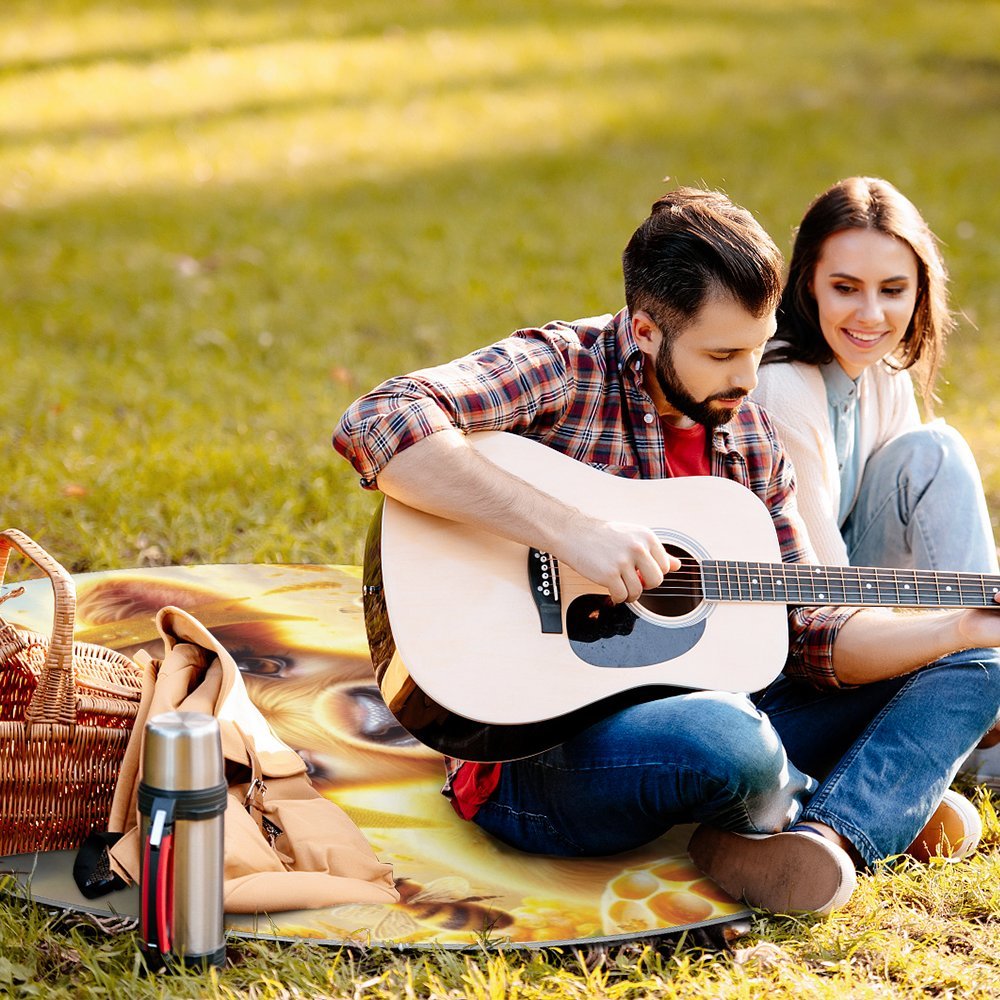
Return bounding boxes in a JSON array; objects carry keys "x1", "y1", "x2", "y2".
[{"x1": 622, "y1": 187, "x2": 783, "y2": 340}]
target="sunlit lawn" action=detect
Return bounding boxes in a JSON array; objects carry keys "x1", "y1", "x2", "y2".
[
  {"x1": 3, "y1": 0, "x2": 1000, "y2": 996},
  {"x1": 4, "y1": 0, "x2": 1000, "y2": 571}
]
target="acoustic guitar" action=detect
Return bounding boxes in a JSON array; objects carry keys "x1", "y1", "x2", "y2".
[{"x1": 361, "y1": 431, "x2": 1000, "y2": 761}]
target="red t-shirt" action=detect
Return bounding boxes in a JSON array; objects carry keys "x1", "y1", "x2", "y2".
[
  {"x1": 449, "y1": 420, "x2": 710, "y2": 819},
  {"x1": 660, "y1": 419, "x2": 711, "y2": 477}
]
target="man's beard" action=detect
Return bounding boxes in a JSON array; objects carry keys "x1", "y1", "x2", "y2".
[{"x1": 654, "y1": 339, "x2": 748, "y2": 429}]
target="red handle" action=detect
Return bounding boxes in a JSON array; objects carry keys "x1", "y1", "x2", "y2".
[
  {"x1": 140, "y1": 802, "x2": 175, "y2": 961},
  {"x1": 156, "y1": 833, "x2": 174, "y2": 954}
]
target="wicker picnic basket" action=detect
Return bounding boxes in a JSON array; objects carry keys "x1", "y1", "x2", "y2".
[{"x1": 0, "y1": 528, "x2": 144, "y2": 856}]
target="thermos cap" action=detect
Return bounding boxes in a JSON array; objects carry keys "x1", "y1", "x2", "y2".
[{"x1": 142, "y1": 711, "x2": 225, "y2": 791}]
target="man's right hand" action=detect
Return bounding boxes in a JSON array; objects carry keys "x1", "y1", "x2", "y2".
[{"x1": 556, "y1": 515, "x2": 680, "y2": 604}]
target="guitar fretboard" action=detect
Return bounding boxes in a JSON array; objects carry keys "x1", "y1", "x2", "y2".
[{"x1": 701, "y1": 561, "x2": 1000, "y2": 609}]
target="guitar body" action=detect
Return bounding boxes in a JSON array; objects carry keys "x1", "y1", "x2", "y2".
[{"x1": 363, "y1": 432, "x2": 789, "y2": 761}]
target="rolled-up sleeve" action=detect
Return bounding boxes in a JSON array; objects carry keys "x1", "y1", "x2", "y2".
[
  {"x1": 785, "y1": 605, "x2": 858, "y2": 687},
  {"x1": 333, "y1": 332, "x2": 573, "y2": 488},
  {"x1": 333, "y1": 389, "x2": 458, "y2": 488}
]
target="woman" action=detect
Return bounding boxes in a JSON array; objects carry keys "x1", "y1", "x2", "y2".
[{"x1": 753, "y1": 176, "x2": 1000, "y2": 842}]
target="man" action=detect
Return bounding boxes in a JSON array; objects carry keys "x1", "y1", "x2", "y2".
[{"x1": 333, "y1": 188, "x2": 1000, "y2": 915}]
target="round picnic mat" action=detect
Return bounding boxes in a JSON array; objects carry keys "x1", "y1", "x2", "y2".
[{"x1": 0, "y1": 564, "x2": 749, "y2": 948}]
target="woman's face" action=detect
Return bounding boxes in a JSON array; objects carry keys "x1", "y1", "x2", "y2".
[{"x1": 811, "y1": 228, "x2": 919, "y2": 379}]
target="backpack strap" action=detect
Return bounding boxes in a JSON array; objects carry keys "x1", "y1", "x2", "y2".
[{"x1": 233, "y1": 721, "x2": 267, "y2": 832}]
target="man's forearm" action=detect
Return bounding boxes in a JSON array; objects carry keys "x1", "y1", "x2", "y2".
[
  {"x1": 375, "y1": 429, "x2": 676, "y2": 604},
  {"x1": 832, "y1": 607, "x2": 992, "y2": 684},
  {"x1": 375, "y1": 428, "x2": 577, "y2": 553}
]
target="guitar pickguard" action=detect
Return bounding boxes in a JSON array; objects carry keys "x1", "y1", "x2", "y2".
[{"x1": 566, "y1": 594, "x2": 706, "y2": 667}]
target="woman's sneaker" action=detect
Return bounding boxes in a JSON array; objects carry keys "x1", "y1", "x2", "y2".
[{"x1": 906, "y1": 789, "x2": 982, "y2": 862}]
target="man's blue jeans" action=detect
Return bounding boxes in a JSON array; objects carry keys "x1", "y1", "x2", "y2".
[{"x1": 473, "y1": 648, "x2": 1000, "y2": 868}]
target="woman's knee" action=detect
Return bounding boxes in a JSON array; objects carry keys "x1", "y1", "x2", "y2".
[{"x1": 875, "y1": 422, "x2": 979, "y2": 487}]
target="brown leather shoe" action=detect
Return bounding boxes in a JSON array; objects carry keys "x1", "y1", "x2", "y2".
[
  {"x1": 687, "y1": 826, "x2": 857, "y2": 915},
  {"x1": 907, "y1": 789, "x2": 982, "y2": 862}
]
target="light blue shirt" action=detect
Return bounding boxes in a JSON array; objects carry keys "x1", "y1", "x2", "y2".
[{"x1": 820, "y1": 361, "x2": 864, "y2": 527}]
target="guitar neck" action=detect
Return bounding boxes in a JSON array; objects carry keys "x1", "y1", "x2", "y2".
[{"x1": 701, "y1": 561, "x2": 1000, "y2": 609}]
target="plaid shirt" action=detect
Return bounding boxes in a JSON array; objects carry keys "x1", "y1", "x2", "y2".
[{"x1": 334, "y1": 309, "x2": 859, "y2": 803}]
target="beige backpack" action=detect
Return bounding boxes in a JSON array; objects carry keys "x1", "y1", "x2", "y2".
[{"x1": 102, "y1": 606, "x2": 398, "y2": 913}]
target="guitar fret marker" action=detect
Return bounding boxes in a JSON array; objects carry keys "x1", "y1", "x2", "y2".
[
  {"x1": 695, "y1": 563, "x2": 999, "y2": 610},
  {"x1": 697, "y1": 565, "x2": 1000, "y2": 609}
]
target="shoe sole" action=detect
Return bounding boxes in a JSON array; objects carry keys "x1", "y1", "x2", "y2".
[{"x1": 688, "y1": 827, "x2": 857, "y2": 915}]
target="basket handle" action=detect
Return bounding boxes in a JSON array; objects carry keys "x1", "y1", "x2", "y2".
[{"x1": 0, "y1": 528, "x2": 78, "y2": 728}]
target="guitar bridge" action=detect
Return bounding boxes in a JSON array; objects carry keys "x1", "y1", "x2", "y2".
[{"x1": 528, "y1": 549, "x2": 563, "y2": 633}]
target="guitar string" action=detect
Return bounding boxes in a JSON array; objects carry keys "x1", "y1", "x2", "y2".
[
  {"x1": 646, "y1": 571, "x2": 1000, "y2": 599},
  {"x1": 554, "y1": 583, "x2": 999, "y2": 606},
  {"x1": 554, "y1": 565, "x2": 1000, "y2": 605},
  {"x1": 546, "y1": 560, "x2": 1000, "y2": 586}
]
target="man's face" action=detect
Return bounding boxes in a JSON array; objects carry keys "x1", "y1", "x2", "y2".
[{"x1": 636, "y1": 291, "x2": 776, "y2": 429}]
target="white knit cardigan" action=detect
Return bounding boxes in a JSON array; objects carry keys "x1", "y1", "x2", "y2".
[{"x1": 752, "y1": 359, "x2": 921, "y2": 566}]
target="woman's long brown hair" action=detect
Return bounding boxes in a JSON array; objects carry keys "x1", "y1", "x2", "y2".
[{"x1": 764, "y1": 176, "x2": 953, "y2": 411}]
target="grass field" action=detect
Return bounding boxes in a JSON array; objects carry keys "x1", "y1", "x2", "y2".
[{"x1": 3, "y1": 1, "x2": 1000, "y2": 996}]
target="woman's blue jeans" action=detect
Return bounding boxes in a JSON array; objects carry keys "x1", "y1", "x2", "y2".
[
  {"x1": 842, "y1": 422, "x2": 998, "y2": 574},
  {"x1": 475, "y1": 649, "x2": 1000, "y2": 868}
]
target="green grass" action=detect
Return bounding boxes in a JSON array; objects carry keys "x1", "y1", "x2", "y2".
[
  {"x1": 4, "y1": 791, "x2": 1000, "y2": 997},
  {"x1": 3, "y1": 0, "x2": 1000, "y2": 572},
  {"x1": 3, "y1": 0, "x2": 1000, "y2": 995}
]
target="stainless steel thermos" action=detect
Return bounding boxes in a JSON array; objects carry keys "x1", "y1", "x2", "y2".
[{"x1": 139, "y1": 711, "x2": 227, "y2": 970}]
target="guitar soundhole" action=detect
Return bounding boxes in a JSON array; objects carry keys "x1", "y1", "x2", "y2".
[{"x1": 636, "y1": 543, "x2": 703, "y2": 618}]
